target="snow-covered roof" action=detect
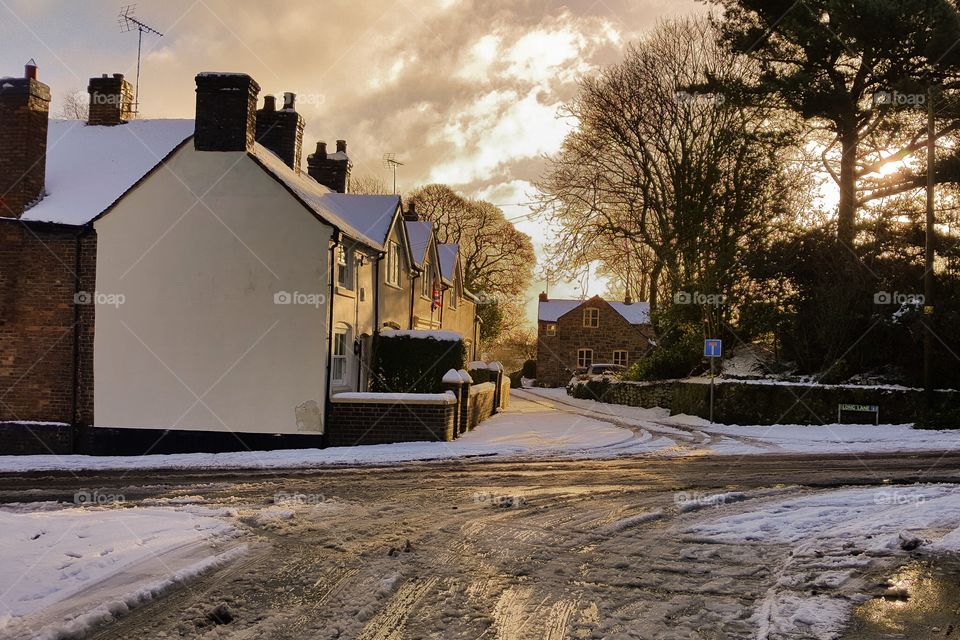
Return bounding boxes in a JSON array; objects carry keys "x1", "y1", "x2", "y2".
[
  {"x1": 538, "y1": 298, "x2": 651, "y2": 325},
  {"x1": 437, "y1": 243, "x2": 459, "y2": 284},
  {"x1": 404, "y1": 221, "x2": 433, "y2": 268},
  {"x1": 250, "y1": 145, "x2": 400, "y2": 251},
  {"x1": 20, "y1": 119, "x2": 194, "y2": 225}
]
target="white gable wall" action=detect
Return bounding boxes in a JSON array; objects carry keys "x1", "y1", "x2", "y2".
[{"x1": 93, "y1": 146, "x2": 333, "y2": 434}]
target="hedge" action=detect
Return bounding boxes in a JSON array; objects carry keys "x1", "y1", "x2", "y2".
[{"x1": 371, "y1": 334, "x2": 466, "y2": 394}]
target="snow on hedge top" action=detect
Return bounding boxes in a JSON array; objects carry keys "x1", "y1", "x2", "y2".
[
  {"x1": 21, "y1": 119, "x2": 194, "y2": 225},
  {"x1": 405, "y1": 221, "x2": 433, "y2": 268},
  {"x1": 251, "y1": 145, "x2": 400, "y2": 250},
  {"x1": 380, "y1": 329, "x2": 463, "y2": 341},
  {"x1": 538, "y1": 298, "x2": 651, "y2": 325},
  {"x1": 467, "y1": 361, "x2": 488, "y2": 369}
]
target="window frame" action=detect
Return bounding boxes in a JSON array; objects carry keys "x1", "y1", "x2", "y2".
[
  {"x1": 336, "y1": 246, "x2": 352, "y2": 289},
  {"x1": 332, "y1": 326, "x2": 350, "y2": 385},
  {"x1": 583, "y1": 307, "x2": 600, "y2": 328},
  {"x1": 545, "y1": 323, "x2": 557, "y2": 336},
  {"x1": 421, "y1": 262, "x2": 432, "y2": 299},
  {"x1": 386, "y1": 241, "x2": 402, "y2": 287},
  {"x1": 613, "y1": 350, "x2": 629, "y2": 367},
  {"x1": 577, "y1": 348, "x2": 593, "y2": 368}
]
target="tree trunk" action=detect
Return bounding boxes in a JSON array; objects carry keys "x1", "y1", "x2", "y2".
[{"x1": 837, "y1": 128, "x2": 858, "y2": 248}]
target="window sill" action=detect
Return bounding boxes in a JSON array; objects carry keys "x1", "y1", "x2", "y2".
[
  {"x1": 335, "y1": 286, "x2": 356, "y2": 298},
  {"x1": 384, "y1": 281, "x2": 404, "y2": 291}
]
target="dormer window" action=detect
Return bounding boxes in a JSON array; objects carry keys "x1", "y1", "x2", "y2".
[{"x1": 583, "y1": 307, "x2": 599, "y2": 328}]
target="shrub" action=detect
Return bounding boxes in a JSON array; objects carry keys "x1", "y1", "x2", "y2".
[
  {"x1": 521, "y1": 359, "x2": 537, "y2": 379},
  {"x1": 508, "y1": 370, "x2": 523, "y2": 388},
  {"x1": 626, "y1": 327, "x2": 702, "y2": 381},
  {"x1": 371, "y1": 334, "x2": 466, "y2": 393},
  {"x1": 467, "y1": 366, "x2": 492, "y2": 384}
]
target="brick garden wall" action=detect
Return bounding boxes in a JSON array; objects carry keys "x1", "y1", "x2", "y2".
[
  {"x1": 328, "y1": 398, "x2": 457, "y2": 446},
  {"x1": 468, "y1": 382, "x2": 496, "y2": 429},
  {"x1": 0, "y1": 222, "x2": 95, "y2": 433}
]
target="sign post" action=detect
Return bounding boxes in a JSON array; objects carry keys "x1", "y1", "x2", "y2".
[{"x1": 704, "y1": 339, "x2": 722, "y2": 423}]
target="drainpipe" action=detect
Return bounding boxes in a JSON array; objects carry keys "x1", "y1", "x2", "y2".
[
  {"x1": 409, "y1": 270, "x2": 417, "y2": 330},
  {"x1": 322, "y1": 232, "x2": 341, "y2": 446},
  {"x1": 71, "y1": 228, "x2": 86, "y2": 447}
]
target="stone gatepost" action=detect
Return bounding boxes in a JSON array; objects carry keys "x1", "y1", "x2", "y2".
[
  {"x1": 458, "y1": 368, "x2": 473, "y2": 434},
  {"x1": 441, "y1": 369, "x2": 464, "y2": 439}
]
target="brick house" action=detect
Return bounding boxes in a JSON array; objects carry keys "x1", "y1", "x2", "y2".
[
  {"x1": 536, "y1": 294, "x2": 654, "y2": 387},
  {"x1": 0, "y1": 63, "x2": 482, "y2": 454}
]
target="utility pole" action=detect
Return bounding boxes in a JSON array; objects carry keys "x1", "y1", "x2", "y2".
[{"x1": 924, "y1": 86, "x2": 936, "y2": 395}]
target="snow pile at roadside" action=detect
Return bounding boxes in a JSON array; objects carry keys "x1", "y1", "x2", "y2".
[
  {"x1": 0, "y1": 397, "x2": 670, "y2": 473},
  {"x1": 0, "y1": 505, "x2": 239, "y2": 639},
  {"x1": 684, "y1": 485, "x2": 960, "y2": 639}
]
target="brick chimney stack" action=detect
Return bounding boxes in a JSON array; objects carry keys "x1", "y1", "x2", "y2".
[
  {"x1": 403, "y1": 201, "x2": 418, "y2": 222},
  {"x1": 87, "y1": 73, "x2": 134, "y2": 126},
  {"x1": 307, "y1": 139, "x2": 352, "y2": 193},
  {"x1": 255, "y1": 91, "x2": 305, "y2": 172},
  {"x1": 194, "y1": 73, "x2": 260, "y2": 153},
  {"x1": 0, "y1": 60, "x2": 51, "y2": 218}
]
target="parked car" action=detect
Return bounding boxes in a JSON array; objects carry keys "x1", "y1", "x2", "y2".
[{"x1": 586, "y1": 363, "x2": 626, "y2": 380}]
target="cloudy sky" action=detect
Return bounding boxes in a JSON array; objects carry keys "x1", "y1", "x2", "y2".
[{"x1": 1, "y1": 0, "x2": 703, "y2": 325}]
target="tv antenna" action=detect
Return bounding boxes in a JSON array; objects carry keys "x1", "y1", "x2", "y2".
[
  {"x1": 118, "y1": 5, "x2": 163, "y2": 115},
  {"x1": 383, "y1": 153, "x2": 405, "y2": 194}
]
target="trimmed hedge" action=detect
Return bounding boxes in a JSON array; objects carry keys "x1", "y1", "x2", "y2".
[
  {"x1": 569, "y1": 379, "x2": 960, "y2": 426},
  {"x1": 468, "y1": 367, "x2": 493, "y2": 384},
  {"x1": 371, "y1": 334, "x2": 466, "y2": 394}
]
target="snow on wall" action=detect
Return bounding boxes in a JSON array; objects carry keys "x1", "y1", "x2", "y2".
[{"x1": 380, "y1": 329, "x2": 463, "y2": 341}]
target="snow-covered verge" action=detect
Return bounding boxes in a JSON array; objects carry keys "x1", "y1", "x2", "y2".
[
  {"x1": 0, "y1": 505, "x2": 240, "y2": 640},
  {"x1": 525, "y1": 387, "x2": 960, "y2": 456},
  {"x1": 684, "y1": 485, "x2": 960, "y2": 639},
  {"x1": 0, "y1": 396, "x2": 664, "y2": 473}
]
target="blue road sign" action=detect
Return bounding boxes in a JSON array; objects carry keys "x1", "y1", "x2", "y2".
[{"x1": 704, "y1": 339, "x2": 722, "y2": 358}]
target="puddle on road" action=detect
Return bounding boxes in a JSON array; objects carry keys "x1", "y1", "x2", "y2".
[{"x1": 842, "y1": 558, "x2": 960, "y2": 639}]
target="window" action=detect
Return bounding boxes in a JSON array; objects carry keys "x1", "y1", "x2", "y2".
[
  {"x1": 577, "y1": 348, "x2": 593, "y2": 368},
  {"x1": 386, "y1": 241, "x2": 401, "y2": 286},
  {"x1": 421, "y1": 262, "x2": 432, "y2": 299},
  {"x1": 332, "y1": 326, "x2": 350, "y2": 385},
  {"x1": 613, "y1": 350, "x2": 629, "y2": 367},
  {"x1": 583, "y1": 307, "x2": 599, "y2": 328},
  {"x1": 449, "y1": 282, "x2": 458, "y2": 309},
  {"x1": 546, "y1": 323, "x2": 556, "y2": 336},
  {"x1": 336, "y1": 246, "x2": 351, "y2": 289}
]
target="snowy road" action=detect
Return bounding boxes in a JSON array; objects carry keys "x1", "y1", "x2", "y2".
[
  {"x1": 3, "y1": 454, "x2": 960, "y2": 639},
  {"x1": 4, "y1": 395, "x2": 960, "y2": 638}
]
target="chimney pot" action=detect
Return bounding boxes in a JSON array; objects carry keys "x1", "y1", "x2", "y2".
[
  {"x1": 24, "y1": 59, "x2": 37, "y2": 80},
  {"x1": 255, "y1": 89, "x2": 304, "y2": 171},
  {"x1": 307, "y1": 139, "x2": 352, "y2": 193},
  {"x1": 539, "y1": 292, "x2": 549, "y2": 302},
  {"x1": 283, "y1": 92, "x2": 296, "y2": 110}
]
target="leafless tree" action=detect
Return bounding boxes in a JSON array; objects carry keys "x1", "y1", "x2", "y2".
[
  {"x1": 535, "y1": 18, "x2": 808, "y2": 335},
  {"x1": 350, "y1": 174, "x2": 389, "y2": 195},
  {"x1": 58, "y1": 89, "x2": 89, "y2": 120}
]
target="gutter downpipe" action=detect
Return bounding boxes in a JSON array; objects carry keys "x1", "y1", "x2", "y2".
[{"x1": 322, "y1": 231, "x2": 341, "y2": 447}]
